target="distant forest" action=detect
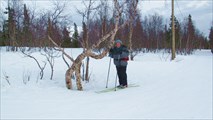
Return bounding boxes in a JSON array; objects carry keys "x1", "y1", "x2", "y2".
[{"x1": 0, "y1": 0, "x2": 213, "y2": 54}]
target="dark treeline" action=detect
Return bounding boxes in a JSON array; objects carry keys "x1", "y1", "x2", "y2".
[
  {"x1": 0, "y1": 1, "x2": 212, "y2": 54},
  {"x1": 89, "y1": 12, "x2": 212, "y2": 54},
  {"x1": 0, "y1": 1, "x2": 75, "y2": 51}
]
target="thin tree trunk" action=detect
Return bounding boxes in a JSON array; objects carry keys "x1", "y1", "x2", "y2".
[
  {"x1": 75, "y1": 62, "x2": 83, "y2": 90},
  {"x1": 171, "y1": 0, "x2": 176, "y2": 60},
  {"x1": 128, "y1": 0, "x2": 138, "y2": 61},
  {"x1": 129, "y1": 22, "x2": 134, "y2": 60},
  {"x1": 85, "y1": 57, "x2": 89, "y2": 81}
]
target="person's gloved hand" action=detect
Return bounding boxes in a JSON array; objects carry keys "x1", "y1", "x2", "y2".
[
  {"x1": 109, "y1": 54, "x2": 113, "y2": 58},
  {"x1": 109, "y1": 48, "x2": 113, "y2": 58}
]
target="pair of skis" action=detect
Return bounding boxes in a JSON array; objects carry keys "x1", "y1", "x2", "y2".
[
  {"x1": 96, "y1": 84, "x2": 139, "y2": 93},
  {"x1": 99, "y1": 58, "x2": 139, "y2": 93}
]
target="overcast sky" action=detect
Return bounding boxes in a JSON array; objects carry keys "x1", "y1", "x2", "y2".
[
  {"x1": 140, "y1": 0, "x2": 212, "y2": 37},
  {"x1": 1, "y1": 0, "x2": 212, "y2": 37}
]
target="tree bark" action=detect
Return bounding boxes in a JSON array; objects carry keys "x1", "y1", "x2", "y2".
[
  {"x1": 65, "y1": 52, "x2": 86, "y2": 90},
  {"x1": 127, "y1": 0, "x2": 138, "y2": 61},
  {"x1": 75, "y1": 62, "x2": 83, "y2": 90}
]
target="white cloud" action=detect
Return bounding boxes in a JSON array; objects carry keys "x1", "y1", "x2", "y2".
[
  {"x1": 186, "y1": 1, "x2": 209, "y2": 9},
  {"x1": 139, "y1": 1, "x2": 167, "y2": 13},
  {"x1": 176, "y1": 0, "x2": 212, "y2": 36}
]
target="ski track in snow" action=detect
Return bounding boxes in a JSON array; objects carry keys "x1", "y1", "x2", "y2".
[{"x1": 1, "y1": 48, "x2": 212, "y2": 119}]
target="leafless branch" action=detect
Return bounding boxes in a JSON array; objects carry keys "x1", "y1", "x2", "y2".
[
  {"x1": 48, "y1": 35, "x2": 75, "y2": 62},
  {"x1": 41, "y1": 47, "x2": 61, "y2": 80},
  {"x1": 62, "y1": 53, "x2": 70, "y2": 68},
  {"x1": 3, "y1": 71, "x2": 11, "y2": 86},
  {"x1": 21, "y1": 50, "x2": 46, "y2": 79},
  {"x1": 51, "y1": 0, "x2": 67, "y2": 25},
  {"x1": 22, "y1": 69, "x2": 31, "y2": 85}
]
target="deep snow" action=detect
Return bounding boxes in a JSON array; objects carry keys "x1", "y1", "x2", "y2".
[{"x1": 0, "y1": 48, "x2": 212, "y2": 119}]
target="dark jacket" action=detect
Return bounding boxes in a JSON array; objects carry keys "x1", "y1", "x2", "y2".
[{"x1": 109, "y1": 45, "x2": 129, "y2": 66}]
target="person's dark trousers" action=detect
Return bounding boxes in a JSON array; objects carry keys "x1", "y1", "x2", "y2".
[{"x1": 116, "y1": 66, "x2": 127, "y2": 86}]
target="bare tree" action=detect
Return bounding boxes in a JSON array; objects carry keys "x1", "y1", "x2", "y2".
[
  {"x1": 77, "y1": 0, "x2": 100, "y2": 82},
  {"x1": 21, "y1": 49, "x2": 47, "y2": 80},
  {"x1": 22, "y1": 69, "x2": 31, "y2": 85},
  {"x1": 126, "y1": 0, "x2": 138, "y2": 60},
  {"x1": 142, "y1": 14, "x2": 164, "y2": 52},
  {"x1": 49, "y1": 0, "x2": 130, "y2": 90},
  {"x1": 41, "y1": 48, "x2": 61, "y2": 80},
  {"x1": 6, "y1": 0, "x2": 17, "y2": 51}
]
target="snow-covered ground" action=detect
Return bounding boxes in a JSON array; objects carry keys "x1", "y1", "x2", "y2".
[{"x1": 1, "y1": 48, "x2": 212, "y2": 119}]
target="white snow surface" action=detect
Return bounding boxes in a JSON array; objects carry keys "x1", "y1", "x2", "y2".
[{"x1": 1, "y1": 48, "x2": 212, "y2": 119}]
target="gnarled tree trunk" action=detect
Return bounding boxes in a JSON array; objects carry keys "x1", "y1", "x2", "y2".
[
  {"x1": 50, "y1": 0, "x2": 133, "y2": 90},
  {"x1": 65, "y1": 52, "x2": 86, "y2": 90}
]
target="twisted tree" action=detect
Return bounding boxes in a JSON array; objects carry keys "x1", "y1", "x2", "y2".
[{"x1": 49, "y1": 0, "x2": 137, "y2": 90}]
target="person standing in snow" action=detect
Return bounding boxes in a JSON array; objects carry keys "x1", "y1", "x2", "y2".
[{"x1": 109, "y1": 39, "x2": 129, "y2": 88}]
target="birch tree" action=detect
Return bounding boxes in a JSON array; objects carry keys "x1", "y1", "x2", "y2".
[
  {"x1": 77, "y1": 0, "x2": 99, "y2": 82},
  {"x1": 49, "y1": 0, "x2": 131, "y2": 90},
  {"x1": 126, "y1": 0, "x2": 138, "y2": 60}
]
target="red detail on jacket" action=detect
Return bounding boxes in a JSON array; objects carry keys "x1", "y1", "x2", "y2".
[{"x1": 121, "y1": 57, "x2": 129, "y2": 61}]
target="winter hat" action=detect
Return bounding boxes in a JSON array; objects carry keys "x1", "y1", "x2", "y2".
[{"x1": 115, "y1": 39, "x2": 122, "y2": 44}]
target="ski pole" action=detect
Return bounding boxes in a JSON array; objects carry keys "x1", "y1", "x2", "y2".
[
  {"x1": 115, "y1": 72, "x2": 118, "y2": 91},
  {"x1": 106, "y1": 58, "x2": 112, "y2": 88}
]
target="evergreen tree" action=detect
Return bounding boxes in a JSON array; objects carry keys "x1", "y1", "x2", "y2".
[
  {"x1": 0, "y1": 28, "x2": 4, "y2": 46},
  {"x1": 61, "y1": 27, "x2": 71, "y2": 48},
  {"x1": 23, "y1": 4, "x2": 31, "y2": 47},
  {"x1": 7, "y1": 5, "x2": 17, "y2": 50},
  {"x1": 72, "y1": 23, "x2": 79, "y2": 48},
  {"x1": 186, "y1": 14, "x2": 195, "y2": 54},
  {"x1": 166, "y1": 16, "x2": 181, "y2": 50},
  {"x1": 209, "y1": 26, "x2": 213, "y2": 49},
  {"x1": 0, "y1": 21, "x2": 8, "y2": 46},
  {"x1": 175, "y1": 18, "x2": 181, "y2": 51},
  {"x1": 165, "y1": 24, "x2": 171, "y2": 49}
]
